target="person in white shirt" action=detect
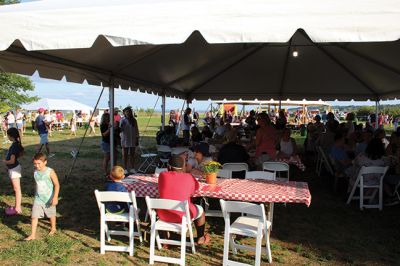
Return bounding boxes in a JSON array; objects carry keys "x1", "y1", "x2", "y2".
[
  {"x1": 7, "y1": 111, "x2": 15, "y2": 129},
  {"x1": 44, "y1": 110, "x2": 53, "y2": 136},
  {"x1": 15, "y1": 109, "x2": 24, "y2": 136}
]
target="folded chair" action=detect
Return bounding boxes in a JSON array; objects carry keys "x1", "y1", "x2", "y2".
[
  {"x1": 94, "y1": 190, "x2": 142, "y2": 256},
  {"x1": 220, "y1": 199, "x2": 272, "y2": 265},
  {"x1": 137, "y1": 144, "x2": 158, "y2": 173},
  {"x1": 145, "y1": 196, "x2": 196, "y2": 266}
]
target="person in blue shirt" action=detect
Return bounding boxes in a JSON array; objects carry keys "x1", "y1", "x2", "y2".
[
  {"x1": 330, "y1": 133, "x2": 352, "y2": 175},
  {"x1": 35, "y1": 108, "x2": 54, "y2": 157},
  {"x1": 105, "y1": 166, "x2": 129, "y2": 213}
]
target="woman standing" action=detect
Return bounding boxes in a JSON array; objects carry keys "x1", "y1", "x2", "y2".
[{"x1": 120, "y1": 107, "x2": 139, "y2": 174}]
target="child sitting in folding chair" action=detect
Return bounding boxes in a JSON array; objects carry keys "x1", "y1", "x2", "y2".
[{"x1": 105, "y1": 166, "x2": 129, "y2": 214}]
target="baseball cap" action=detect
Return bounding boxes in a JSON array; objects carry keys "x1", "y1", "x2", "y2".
[{"x1": 38, "y1": 108, "x2": 45, "y2": 113}]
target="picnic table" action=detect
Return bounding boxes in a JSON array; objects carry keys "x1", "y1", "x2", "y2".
[{"x1": 122, "y1": 175, "x2": 311, "y2": 206}]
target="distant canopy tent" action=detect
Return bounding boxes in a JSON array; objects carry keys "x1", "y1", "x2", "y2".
[
  {"x1": 1, "y1": 0, "x2": 400, "y2": 166},
  {"x1": 22, "y1": 98, "x2": 94, "y2": 114}
]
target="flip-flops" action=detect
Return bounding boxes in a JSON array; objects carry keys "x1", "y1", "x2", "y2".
[{"x1": 5, "y1": 207, "x2": 19, "y2": 216}]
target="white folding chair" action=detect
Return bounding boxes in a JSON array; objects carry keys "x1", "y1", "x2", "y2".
[
  {"x1": 245, "y1": 171, "x2": 275, "y2": 181},
  {"x1": 316, "y1": 146, "x2": 335, "y2": 177},
  {"x1": 94, "y1": 190, "x2": 142, "y2": 256},
  {"x1": 145, "y1": 196, "x2": 196, "y2": 266},
  {"x1": 137, "y1": 145, "x2": 158, "y2": 173},
  {"x1": 222, "y1": 162, "x2": 249, "y2": 172},
  {"x1": 263, "y1": 162, "x2": 289, "y2": 182},
  {"x1": 220, "y1": 199, "x2": 272, "y2": 265},
  {"x1": 217, "y1": 168, "x2": 233, "y2": 179},
  {"x1": 157, "y1": 145, "x2": 172, "y2": 168},
  {"x1": 245, "y1": 171, "x2": 276, "y2": 231},
  {"x1": 346, "y1": 166, "x2": 389, "y2": 210}
]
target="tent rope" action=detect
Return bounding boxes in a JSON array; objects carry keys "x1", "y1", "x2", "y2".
[{"x1": 64, "y1": 85, "x2": 105, "y2": 183}]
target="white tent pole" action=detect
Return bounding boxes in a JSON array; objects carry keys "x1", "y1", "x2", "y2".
[
  {"x1": 161, "y1": 91, "x2": 166, "y2": 131},
  {"x1": 109, "y1": 78, "x2": 115, "y2": 169}
]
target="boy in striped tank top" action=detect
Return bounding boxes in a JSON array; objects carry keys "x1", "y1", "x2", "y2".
[{"x1": 25, "y1": 153, "x2": 60, "y2": 241}]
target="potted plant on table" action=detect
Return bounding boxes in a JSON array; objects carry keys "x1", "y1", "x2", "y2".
[{"x1": 202, "y1": 161, "x2": 222, "y2": 185}]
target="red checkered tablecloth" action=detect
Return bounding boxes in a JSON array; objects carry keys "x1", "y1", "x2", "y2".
[{"x1": 123, "y1": 175, "x2": 311, "y2": 206}]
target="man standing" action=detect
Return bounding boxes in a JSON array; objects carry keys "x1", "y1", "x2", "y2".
[
  {"x1": 182, "y1": 108, "x2": 193, "y2": 146},
  {"x1": 35, "y1": 108, "x2": 54, "y2": 157}
]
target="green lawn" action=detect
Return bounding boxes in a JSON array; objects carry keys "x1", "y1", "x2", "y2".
[{"x1": 0, "y1": 116, "x2": 399, "y2": 265}]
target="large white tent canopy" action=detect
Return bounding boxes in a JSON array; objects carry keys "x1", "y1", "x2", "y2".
[
  {"x1": 22, "y1": 98, "x2": 94, "y2": 113},
  {"x1": 0, "y1": 0, "x2": 400, "y2": 101}
]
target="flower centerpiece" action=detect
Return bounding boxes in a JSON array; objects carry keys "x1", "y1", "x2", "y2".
[{"x1": 202, "y1": 161, "x2": 222, "y2": 184}]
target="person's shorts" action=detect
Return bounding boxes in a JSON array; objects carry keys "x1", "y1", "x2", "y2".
[
  {"x1": 8, "y1": 123, "x2": 15, "y2": 128},
  {"x1": 39, "y1": 133, "x2": 48, "y2": 144},
  {"x1": 101, "y1": 141, "x2": 110, "y2": 153},
  {"x1": 193, "y1": 204, "x2": 204, "y2": 220},
  {"x1": 16, "y1": 123, "x2": 23, "y2": 129},
  {"x1": 8, "y1": 164, "x2": 22, "y2": 179},
  {"x1": 384, "y1": 175, "x2": 400, "y2": 186},
  {"x1": 32, "y1": 202, "x2": 56, "y2": 219}
]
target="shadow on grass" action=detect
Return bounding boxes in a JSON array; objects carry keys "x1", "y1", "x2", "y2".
[{"x1": 1, "y1": 130, "x2": 400, "y2": 265}]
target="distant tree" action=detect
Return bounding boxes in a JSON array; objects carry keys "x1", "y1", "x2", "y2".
[
  {"x1": 0, "y1": 0, "x2": 20, "y2": 5},
  {"x1": 0, "y1": 72, "x2": 38, "y2": 112}
]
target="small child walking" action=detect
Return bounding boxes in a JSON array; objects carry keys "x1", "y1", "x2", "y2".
[
  {"x1": 70, "y1": 116, "x2": 77, "y2": 136},
  {"x1": 2, "y1": 128, "x2": 24, "y2": 215},
  {"x1": 25, "y1": 153, "x2": 60, "y2": 241}
]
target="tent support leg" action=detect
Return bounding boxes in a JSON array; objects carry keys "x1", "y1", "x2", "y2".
[
  {"x1": 64, "y1": 85, "x2": 105, "y2": 183},
  {"x1": 109, "y1": 79, "x2": 115, "y2": 169},
  {"x1": 161, "y1": 92, "x2": 166, "y2": 131},
  {"x1": 375, "y1": 100, "x2": 379, "y2": 129}
]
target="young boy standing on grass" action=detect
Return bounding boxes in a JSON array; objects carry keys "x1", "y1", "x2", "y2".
[{"x1": 25, "y1": 153, "x2": 60, "y2": 241}]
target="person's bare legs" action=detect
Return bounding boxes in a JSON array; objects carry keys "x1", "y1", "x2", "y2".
[
  {"x1": 37, "y1": 144, "x2": 44, "y2": 154},
  {"x1": 25, "y1": 218, "x2": 38, "y2": 240},
  {"x1": 11, "y1": 178, "x2": 22, "y2": 214},
  {"x1": 195, "y1": 212, "x2": 209, "y2": 244},
  {"x1": 45, "y1": 143, "x2": 50, "y2": 154},
  {"x1": 49, "y1": 216, "x2": 56, "y2": 235}
]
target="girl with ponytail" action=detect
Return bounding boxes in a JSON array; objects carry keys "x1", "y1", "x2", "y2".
[{"x1": 3, "y1": 127, "x2": 24, "y2": 215}]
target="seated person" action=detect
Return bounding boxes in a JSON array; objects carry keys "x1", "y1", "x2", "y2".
[
  {"x1": 186, "y1": 142, "x2": 213, "y2": 175},
  {"x1": 105, "y1": 166, "x2": 129, "y2": 213},
  {"x1": 214, "y1": 119, "x2": 226, "y2": 139},
  {"x1": 158, "y1": 156, "x2": 210, "y2": 244},
  {"x1": 159, "y1": 126, "x2": 178, "y2": 147},
  {"x1": 254, "y1": 112, "x2": 277, "y2": 164},
  {"x1": 330, "y1": 133, "x2": 352, "y2": 176},
  {"x1": 355, "y1": 130, "x2": 373, "y2": 156},
  {"x1": 348, "y1": 138, "x2": 388, "y2": 191},
  {"x1": 277, "y1": 128, "x2": 298, "y2": 159},
  {"x1": 201, "y1": 126, "x2": 213, "y2": 140},
  {"x1": 218, "y1": 130, "x2": 250, "y2": 165},
  {"x1": 190, "y1": 126, "x2": 203, "y2": 143}
]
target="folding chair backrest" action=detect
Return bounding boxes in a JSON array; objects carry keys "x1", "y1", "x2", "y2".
[
  {"x1": 318, "y1": 146, "x2": 335, "y2": 175},
  {"x1": 94, "y1": 190, "x2": 135, "y2": 210},
  {"x1": 263, "y1": 162, "x2": 289, "y2": 181},
  {"x1": 217, "y1": 168, "x2": 232, "y2": 179},
  {"x1": 358, "y1": 166, "x2": 389, "y2": 182},
  {"x1": 220, "y1": 199, "x2": 266, "y2": 221},
  {"x1": 245, "y1": 171, "x2": 275, "y2": 181},
  {"x1": 222, "y1": 163, "x2": 249, "y2": 172},
  {"x1": 145, "y1": 197, "x2": 190, "y2": 221}
]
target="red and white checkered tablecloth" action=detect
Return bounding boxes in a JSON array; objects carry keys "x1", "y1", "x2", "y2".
[{"x1": 123, "y1": 175, "x2": 311, "y2": 206}]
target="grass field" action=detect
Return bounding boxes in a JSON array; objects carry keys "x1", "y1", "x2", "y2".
[{"x1": 0, "y1": 115, "x2": 399, "y2": 265}]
